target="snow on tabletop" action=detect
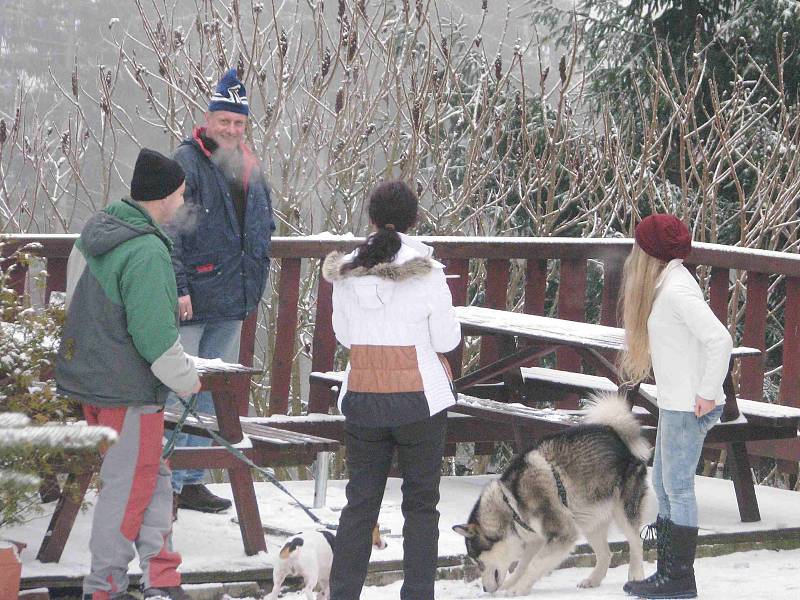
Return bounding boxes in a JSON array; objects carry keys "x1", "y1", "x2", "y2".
[
  {"x1": 456, "y1": 307, "x2": 759, "y2": 356},
  {"x1": 455, "y1": 306, "x2": 626, "y2": 350},
  {"x1": 190, "y1": 356, "x2": 252, "y2": 373}
]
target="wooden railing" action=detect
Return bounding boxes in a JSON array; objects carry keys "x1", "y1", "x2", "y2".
[{"x1": 4, "y1": 234, "x2": 800, "y2": 465}]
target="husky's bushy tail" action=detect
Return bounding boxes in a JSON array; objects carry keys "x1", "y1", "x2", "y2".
[{"x1": 584, "y1": 393, "x2": 651, "y2": 462}]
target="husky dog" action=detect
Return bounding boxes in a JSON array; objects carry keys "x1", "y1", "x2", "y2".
[
  {"x1": 453, "y1": 393, "x2": 651, "y2": 595},
  {"x1": 268, "y1": 524, "x2": 387, "y2": 600}
]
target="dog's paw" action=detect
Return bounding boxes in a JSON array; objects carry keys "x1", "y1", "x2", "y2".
[
  {"x1": 499, "y1": 584, "x2": 532, "y2": 597},
  {"x1": 627, "y1": 566, "x2": 645, "y2": 582},
  {"x1": 577, "y1": 576, "x2": 602, "y2": 588}
]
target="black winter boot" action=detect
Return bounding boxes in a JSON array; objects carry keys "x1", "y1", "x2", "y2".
[
  {"x1": 629, "y1": 522, "x2": 698, "y2": 599},
  {"x1": 623, "y1": 515, "x2": 671, "y2": 595},
  {"x1": 176, "y1": 484, "x2": 231, "y2": 513}
]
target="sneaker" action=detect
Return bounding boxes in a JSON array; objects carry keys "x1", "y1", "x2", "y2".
[
  {"x1": 142, "y1": 586, "x2": 191, "y2": 600},
  {"x1": 175, "y1": 483, "x2": 232, "y2": 513}
]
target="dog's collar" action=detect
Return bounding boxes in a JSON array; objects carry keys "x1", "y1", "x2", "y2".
[{"x1": 499, "y1": 486, "x2": 538, "y2": 537}]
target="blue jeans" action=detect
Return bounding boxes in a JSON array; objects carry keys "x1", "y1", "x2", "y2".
[
  {"x1": 168, "y1": 319, "x2": 243, "y2": 493},
  {"x1": 651, "y1": 405, "x2": 723, "y2": 527}
]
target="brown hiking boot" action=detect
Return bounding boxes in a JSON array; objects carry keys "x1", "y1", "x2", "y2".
[{"x1": 175, "y1": 483, "x2": 231, "y2": 513}]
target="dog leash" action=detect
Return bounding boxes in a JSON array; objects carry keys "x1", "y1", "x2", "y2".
[
  {"x1": 162, "y1": 393, "x2": 198, "y2": 459},
  {"x1": 164, "y1": 395, "x2": 338, "y2": 531}
]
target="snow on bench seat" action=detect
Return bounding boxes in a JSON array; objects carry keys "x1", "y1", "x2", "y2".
[
  {"x1": 311, "y1": 368, "x2": 799, "y2": 429},
  {"x1": 163, "y1": 408, "x2": 339, "y2": 453},
  {"x1": 636, "y1": 384, "x2": 800, "y2": 429}
]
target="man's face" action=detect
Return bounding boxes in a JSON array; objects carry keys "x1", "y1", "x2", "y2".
[
  {"x1": 160, "y1": 182, "x2": 186, "y2": 224},
  {"x1": 205, "y1": 110, "x2": 247, "y2": 150}
]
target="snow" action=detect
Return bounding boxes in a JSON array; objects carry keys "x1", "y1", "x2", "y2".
[
  {"x1": 9, "y1": 472, "x2": 800, "y2": 598},
  {"x1": 3, "y1": 233, "x2": 800, "y2": 264},
  {"x1": 357, "y1": 549, "x2": 800, "y2": 598},
  {"x1": 456, "y1": 305, "x2": 760, "y2": 357}
]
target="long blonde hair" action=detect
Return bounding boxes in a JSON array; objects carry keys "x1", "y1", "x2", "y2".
[{"x1": 618, "y1": 244, "x2": 667, "y2": 384}]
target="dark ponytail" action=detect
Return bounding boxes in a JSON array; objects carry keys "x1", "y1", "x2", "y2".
[{"x1": 344, "y1": 180, "x2": 419, "y2": 271}]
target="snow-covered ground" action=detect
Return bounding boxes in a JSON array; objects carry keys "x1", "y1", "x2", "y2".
[
  {"x1": 9, "y1": 473, "x2": 800, "y2": 598},
  {"x1": 354, "y1": 548, "x2": 800, "y2": 599}
]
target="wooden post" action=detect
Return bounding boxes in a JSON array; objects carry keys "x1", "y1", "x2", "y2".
[
  {"x1": 442, "y1": 258, "x2": 470, "y2": 378},
  {"x1": 779, "y1": 277, "x2": 800, "y2": 408},
  {"x1": 268, "y1": 258, "x2": 302, "y2": 415},
  {"x1": 599, "y1": 256, "x2": 623, "y2": 327},
  {"x1": 478, "y1": 259, "x2": 511, "y2": 370},
  {"x1": 35, "y1": 470, "x2": 94, "y2": 563},
  {"x1": 524, "y1": 258, "x2": 547, "y2": 317},
  {"x1": 309, "y1": 261, "x2": 337, "y2": 414},
  {"x1": 708, "y1": 267, "x2": 729, "y2": 323},
  {"x1": 741, "y1": 272, "x2": 768, "y2": 401},
  {"x1": 556, "y1": 259, "x2": 586, "y2": 408}
]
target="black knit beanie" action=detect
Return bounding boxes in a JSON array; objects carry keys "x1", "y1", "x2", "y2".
[{"x1": 130, "y1": 148, "x2": 185, "y2": 201}]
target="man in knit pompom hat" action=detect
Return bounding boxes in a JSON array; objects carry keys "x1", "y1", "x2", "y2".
[
  {"x1": 57, "y1": 148, "x2": 200, "y2": 600},
  {"x1": 165, "y1": 68, "x2": 275, "y2": 514}
]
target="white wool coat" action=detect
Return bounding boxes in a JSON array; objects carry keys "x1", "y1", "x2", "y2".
[{"x1": 647, "y1": 259, "x2": 734, "y2": 412}]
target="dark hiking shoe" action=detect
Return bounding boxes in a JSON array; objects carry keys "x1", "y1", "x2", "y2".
[
  {"x1": 176, "y1": 483, "x2": 231, "y2": 513},
  {"x1": 142, "y1": 586, "x2": 191, "y2": 600}
]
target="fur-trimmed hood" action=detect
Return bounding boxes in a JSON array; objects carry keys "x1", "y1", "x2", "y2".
[
  {"x1": 322, "y1": 234, "x2": 445, "y2": 309},
  {"x1": 322, "y1": 253, "x2": 436, "y2": 283}
]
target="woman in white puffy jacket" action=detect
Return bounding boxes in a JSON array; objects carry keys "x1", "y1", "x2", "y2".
[
  {"x1": 620, "y1": 214, "x2": 733, "y2": 600},
  {"x1": 322, "y1": 180, "x2": 461, "y2": 600}
]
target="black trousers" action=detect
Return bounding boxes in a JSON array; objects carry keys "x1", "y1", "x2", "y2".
[{"x1": 329, "y1": 410, "x2": 447, "y2": 600}]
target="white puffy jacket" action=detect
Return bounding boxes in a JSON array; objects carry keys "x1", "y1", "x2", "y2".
[{"x1": 322, "y1": 233, "x2": 461, "y2": 424}]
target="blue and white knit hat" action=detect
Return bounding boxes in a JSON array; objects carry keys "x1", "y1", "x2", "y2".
[{"x1": 208, "y1": 68, "x2": 249, "y2": 116}]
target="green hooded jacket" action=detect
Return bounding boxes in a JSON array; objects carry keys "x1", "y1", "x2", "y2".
[{"x1": 56, "y1": 199, "x2": 183, "y2": 407}]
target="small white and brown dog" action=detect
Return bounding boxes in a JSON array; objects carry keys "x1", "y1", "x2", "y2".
[{"x1": 267, "y1": 524, "x2": 387, "y2": 600}]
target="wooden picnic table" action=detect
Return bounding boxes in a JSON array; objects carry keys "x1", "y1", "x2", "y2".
[
  {"x1": 452, "y1": 305, "x2": 772, "y2": 523},
  {"x1": 454, "y1": 305, "x2": 760, "y2": 421}
]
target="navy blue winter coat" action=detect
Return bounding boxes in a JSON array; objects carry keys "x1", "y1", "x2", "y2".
[{"x1": 169, "y1": 129, "x2": 275, "y2": 322}]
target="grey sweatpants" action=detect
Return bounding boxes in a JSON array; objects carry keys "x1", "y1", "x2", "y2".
[{"x1": 82, "y1": 404, "x2": 181, "y2": 599}]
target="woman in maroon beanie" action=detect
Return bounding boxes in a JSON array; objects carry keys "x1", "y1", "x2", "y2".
[{"x1": 619, "y1": 214, "x2": 733, "y2": 599}]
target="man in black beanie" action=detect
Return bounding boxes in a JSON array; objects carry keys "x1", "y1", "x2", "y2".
[
  {"x1": 166, "y1": 68, "x2": 275, "y2": 514},
  {"x1": 56, "y1": 148, "x2": 199, "y2": 600}
]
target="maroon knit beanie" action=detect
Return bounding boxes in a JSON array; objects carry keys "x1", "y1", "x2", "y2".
[{"x1": 634, "y1": 214, "x2": 692, "y2": 262}]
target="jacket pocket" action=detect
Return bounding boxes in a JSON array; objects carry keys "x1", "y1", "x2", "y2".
[
  {"x1": 697, "y1": 405, "x2": 723, "y2": 435},
  {"x1": 186, "y1": 252, "x2": 220, "y2": 281}
]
